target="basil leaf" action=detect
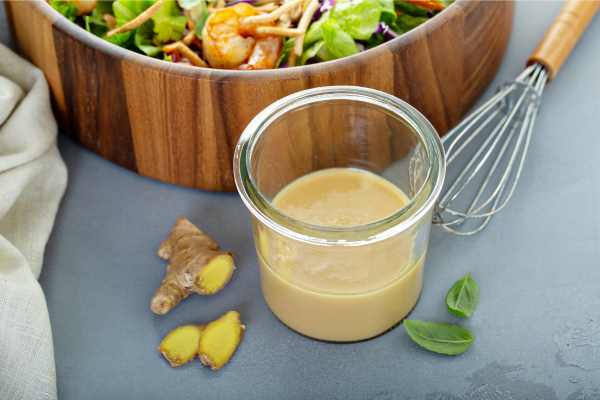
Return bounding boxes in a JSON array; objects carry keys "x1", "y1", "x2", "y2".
[
  {"x1": 404, "y1": 320, "x2": 475, "y2": 355},
  {"x1": 446, "y1": 273, "x2": 479, "y2": 317},
  {"x1": 330, "y1": 0, "x2": 382, "y2": 40},
  {"x1": 322, "y1": 18, "x2": 359, "y2": 60}
]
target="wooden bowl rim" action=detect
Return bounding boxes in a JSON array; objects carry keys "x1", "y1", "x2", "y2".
[{"x1": 36, "y1": 0, "x2": 469, "y2": 82}]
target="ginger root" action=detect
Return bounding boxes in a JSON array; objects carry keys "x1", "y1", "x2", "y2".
[
  {"x1": 150, "y1": 216, "x2": 235, "y2": 315},
  {"x1": 199, "y1": 311, "x2": 245, "y2": 370},
  {"x1": 158, "y1": 324, "x2": 206, "y2": 367}
]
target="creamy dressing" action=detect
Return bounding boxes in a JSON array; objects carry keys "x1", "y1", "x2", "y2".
[
  {"x1": 257, "y1": 168, "x2": 425, "y2": 342},
  {"x1": 272, "y1": 168, "x2": 410, "y2": 226}
]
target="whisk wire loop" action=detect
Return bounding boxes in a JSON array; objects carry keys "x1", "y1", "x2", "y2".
[{"x1": 432, "y1": 64, "x2": 548, "y2": 235}]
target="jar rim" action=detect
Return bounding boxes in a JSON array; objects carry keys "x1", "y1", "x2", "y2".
[{"x1": 234, "y1": 86, "x2": 446, "y2": 246}]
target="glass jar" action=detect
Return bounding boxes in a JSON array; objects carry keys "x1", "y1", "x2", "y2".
[{"x1": 234, "y1": 87, "x2": 445, "y2": 343}]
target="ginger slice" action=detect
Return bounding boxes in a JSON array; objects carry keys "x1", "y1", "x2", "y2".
[
  {"x1": 196, "y1": 254, "x2": 236, "y2": 295},
  {"x1": 158, "y1": 324, "x2": 206, "y2": 367},
  {"x1": 199, "y1": 311, "x2": 245, "y2": 370},
  {"x1": 151, "y1": 216, "x2": 235, "y2": 315}
]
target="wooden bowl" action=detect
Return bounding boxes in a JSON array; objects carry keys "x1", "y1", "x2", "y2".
[{"x1": 5, "y1": 0, "x2": 513, "y2": 192}]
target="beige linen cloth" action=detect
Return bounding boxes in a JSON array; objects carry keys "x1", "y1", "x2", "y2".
[{"x1": 0, "y1": 44, "x2": 67, "y2": 399}]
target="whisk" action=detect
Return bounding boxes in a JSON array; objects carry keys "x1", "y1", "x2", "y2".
[{"x1": 432, "y1": 0, "x2": 600, "y2": 235}]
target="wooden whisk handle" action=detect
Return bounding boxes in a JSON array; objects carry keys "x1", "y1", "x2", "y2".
[{"x1": 527, "y1": 0, "x2": 600, "y2": 81}]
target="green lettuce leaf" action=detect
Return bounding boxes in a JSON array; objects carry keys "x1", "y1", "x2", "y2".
[
  {"x1": 135, "y1": 6, "x2": 163, "y2": 55},
  {"x1": 395, "y1": 1, "x2": 429, "y2": 17},
  {"x1": 303, "y1": 11, "x2": 330, "y2": 47},
  {"x1": 321, "y1": 18, "x2": 359, "y2": 60},
  {"x1": 84, "y1": 14, "x2": 109, "y2": 37},
  {"x1": 299, "y1": 40, "x2": 326, "y2": 66},
  {"x1": 276, "y1": 37, "x2": 295, "y2": 68},
  {"x1": 179, "y1": 0, "x2": 203, "y2": 9},
  {"x1": 95, "y1": 0, "x2": 115, "y2": 15},
  {"x1": 116, "y1": 0, "x2": 156, "y2": 20},
  {"x1": 378, "y1": 0, "x2": 396, "y2": 26},
  {"x1": 111, "y1": 0, "x2": 163, "y2": 54},
  {"x1": 329, "y1": 0, "x2": 382, "y2": 40},
  {"x1": 135, "y1": 29, "x2": 164, "y2": 56},
  {"x1": 83, "y1": 1, "x2": 115, "y2": 38},
  {"x1": 49, "y1": 1, "x2": 79, "y2": 21},
  {"x1": 110, "y1": 1, "x2": 151, "y2": 49},
  {"x1": 315, "y1": 40, "x2": 330, "y2": 61},
  {"x1": 152, "y1": 0, "x2": 188, "y2": 43},
  {"x1": 192, "y1": 0, "x2": 210, "y2": 39},
  {"x1": 362, "y1": 32, "x2": 384, "y2": 50},
  {"x1": 112, "y1": 1, "x2": 136, "y2": 26},
  {"x1": 107, "y1": 30, "x2": 135, "y2": 48},
  {"x1": 395, "y1": 14, "x2": 428, "y2": 34},
  {"x1": 163, "y1": 53, "x2": 174, "y2": 62}
]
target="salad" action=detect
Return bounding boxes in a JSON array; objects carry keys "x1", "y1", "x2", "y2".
[{"x1": 50, "y1": 0, "x2": 453, "y2": 70}]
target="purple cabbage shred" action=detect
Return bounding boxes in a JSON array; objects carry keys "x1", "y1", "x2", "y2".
[
  {"x1": 225, "y1": 0, "x2": 259, "y2": 6},
  {"x1": 320, "y1": 0, "x2": 335, "y2": 13},
  {"x1": 373, "y1": 21, "x2": 389, "y2": 35},
  {"x1": 311, "y1": 8, "x2": 322, "y2": 22},
  {"x1": 384, "y1": 28, "x2": 400, "y2": 41},
  {"x1": 312, "y1": 0, "x2": 333, "y2": 22},
  {"x1": 427, "y1": 10, "x2": 434, "y2": 18},
  {"x1": 374, "y1": 22, "x2": 401, "y2": 42}
]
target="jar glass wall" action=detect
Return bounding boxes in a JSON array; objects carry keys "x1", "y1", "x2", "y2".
[{"x1": 234, "y1": 87, "x2": 445, "y2": 343}]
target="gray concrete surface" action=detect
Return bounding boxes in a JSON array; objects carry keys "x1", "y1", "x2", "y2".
[{"x1": 1, "y1": 1, "x2": 599, "y2": 398}]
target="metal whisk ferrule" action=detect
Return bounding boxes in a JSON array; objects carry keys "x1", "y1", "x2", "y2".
[{"x1": 432, "y1": 63, "x2": 549, "y2": 235}]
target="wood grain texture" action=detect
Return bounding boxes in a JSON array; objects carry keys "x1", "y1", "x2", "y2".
[
  {"x1": 5, "y1": 0, "x2": 67, "y2": 125},
  {"x1": 5, "y1": 0, "x2": 514, "y2": 192},
  {"x1": 53, "y1": 21, "x2": 137, "y2": 171}
]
